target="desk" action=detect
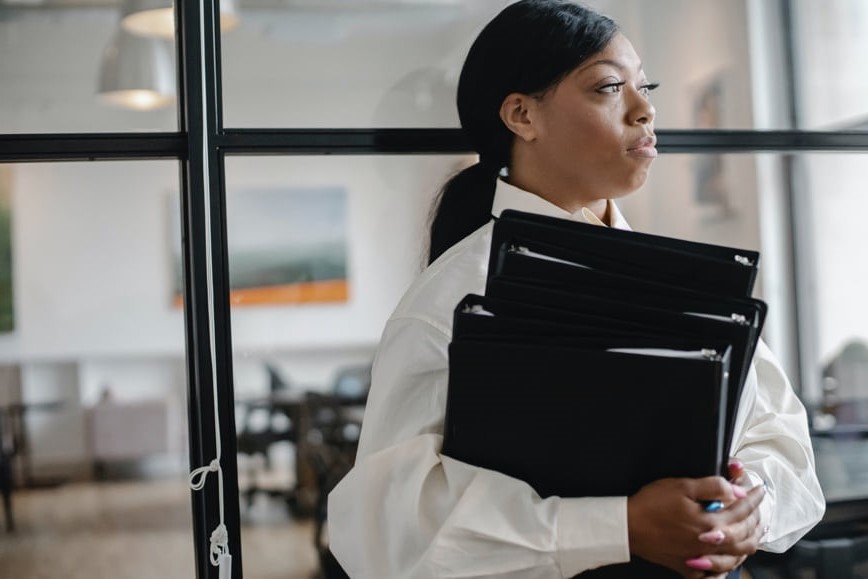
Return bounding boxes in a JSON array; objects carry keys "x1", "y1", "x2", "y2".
[
  {"x1": 813, "y1": 436, "x2": 868, "y2": 525},
  {"x1": 235, "y1": 391, "x2": 364, "y2": 517},
  {"x1": 811, "y1": 399, "x2": 868, "y2": 439}
]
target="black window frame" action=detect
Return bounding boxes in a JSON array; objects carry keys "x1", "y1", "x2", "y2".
[{"x1": 1, "y1": 0, "x2": 867, "y2": 577}]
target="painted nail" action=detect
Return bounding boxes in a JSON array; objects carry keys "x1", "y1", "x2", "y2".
[
  {"x1": 686, "y1": 558, "x2": 713, "y2": 571},
  {"x1": 704, "y1": 500, "x2": 724, "y2": 512},
  {"x1": 729, "y1": 459, "x2": 744, "y2": 470},
  {"x1": 699, "y1": 530, "x2": 726, "y2": 544},
  {"x1": 731, "y1": 483, "x2": 748, "y2": 499}
]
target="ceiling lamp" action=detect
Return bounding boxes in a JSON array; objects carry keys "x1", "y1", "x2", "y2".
[
  {"x1": 97, "y1": 30, "x2": 176, "y2": 111},
  {"x1": 121, "y1": 0, "x2": 240, "y2": 39}
]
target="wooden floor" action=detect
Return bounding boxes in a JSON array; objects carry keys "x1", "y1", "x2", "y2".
[{"x1": 0, "y1": 477, "x2": 319, "y2": 579}]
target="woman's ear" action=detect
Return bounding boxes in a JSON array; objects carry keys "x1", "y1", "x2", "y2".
[{"x1": 499, "y1": 93, "x2": 538, "y2": 142}]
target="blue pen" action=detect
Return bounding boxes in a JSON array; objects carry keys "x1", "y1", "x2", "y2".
[{"x1": 704, "y1": 500, "x2": 724, "y2": 512}]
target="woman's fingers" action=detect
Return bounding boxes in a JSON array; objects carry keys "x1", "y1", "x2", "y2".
[
  {"x1": 728, "y1": 458, "x2": 746, "y2": 485},
  {"x1": 684, "y1": 553, "x2": 747, "y2": 576},
  {"x1": 691, "y1": 483, "x2": 766, "y2": 563},
  {"x1": 688, "y1": 476, "x2": 746, "y2": 506}
]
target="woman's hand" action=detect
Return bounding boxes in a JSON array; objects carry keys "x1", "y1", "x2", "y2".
[
  {"x1": 627, "y1": 475, "x2": 765, "y2": 577},
  {"x1": 679, "y1": 460, "x2": 767, "y2": 577}
]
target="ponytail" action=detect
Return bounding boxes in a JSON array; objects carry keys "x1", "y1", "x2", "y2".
[
  {"x1": 427, "y1": 161, "x2": 501, "y2": 265},
  {"x1": 426, "y1": 0, "x2": 618, "y2": 266}
]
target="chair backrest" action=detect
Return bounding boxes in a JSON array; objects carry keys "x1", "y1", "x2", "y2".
[{"x1": 265, "y1": 364, "x2": 290, "y2": 395}]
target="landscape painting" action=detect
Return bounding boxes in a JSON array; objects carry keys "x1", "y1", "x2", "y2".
[{"x1": 172, "y1": 186, "x2": 348, "y2": 307}]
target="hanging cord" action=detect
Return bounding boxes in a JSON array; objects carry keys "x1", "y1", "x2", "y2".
[
  {"x1": 188, "y1": 2, "x2": 231, "y2": 577},
  {"x1": 190, "y1": 459, "x2": 229, "y2": 568}
]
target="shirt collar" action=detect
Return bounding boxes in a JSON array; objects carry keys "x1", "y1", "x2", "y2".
[{"x1": 490, "y1": 178, "x2": 631, "y2": 230}]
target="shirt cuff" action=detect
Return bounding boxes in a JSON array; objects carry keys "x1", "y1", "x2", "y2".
[
  {"x1": 745, "y1": 470, "x2": 774, "y2": 545},
  {"x1": 556, "y1": 496, "x2": 630, "y2": 577}
]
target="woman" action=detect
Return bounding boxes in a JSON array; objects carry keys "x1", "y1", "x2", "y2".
[{"x1": 329, "y1": 2, "x2": 825, "y2": 577}]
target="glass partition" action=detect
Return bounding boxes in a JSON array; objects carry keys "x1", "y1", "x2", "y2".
[
  {"x1": 220, "y1": 0, "x2": 788, "y2": 130},
  {"x1": 0, "y1": 5, "x2": 178, "y2": 133},
  {"x1": 0, "y1": 161, "x2": 194, "y2": 577},
  {"x1": 222, "y1": 153, "x2": 471, "y2": 577}
]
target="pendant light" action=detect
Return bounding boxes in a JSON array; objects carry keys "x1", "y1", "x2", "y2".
[
  {"x1": 97, "y1": 30, "x2": 176, "y2": 111},
  {"x1": 121, "y1": 0, "x2": 240, "y2": 39}
]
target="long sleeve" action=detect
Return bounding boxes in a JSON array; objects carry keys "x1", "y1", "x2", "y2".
[
  {"x1": 729, "y1": 339, "x2": 826, "y2": 552},
  {"x1": 328, "y1": 316, "x2": 631, "y2": 579}
]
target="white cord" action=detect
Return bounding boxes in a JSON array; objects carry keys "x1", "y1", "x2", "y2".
[{"x1": 187, "y1": 2, "x2": 231, "y2": 577}]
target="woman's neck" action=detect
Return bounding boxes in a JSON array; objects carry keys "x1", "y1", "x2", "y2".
[{"x1": 506, "y1": 170, "x2": 610, "y2": 225}]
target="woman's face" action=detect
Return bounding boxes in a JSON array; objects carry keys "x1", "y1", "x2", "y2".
[{"x1": 516, "y1": 33, "x2": 657, "y2": 205}]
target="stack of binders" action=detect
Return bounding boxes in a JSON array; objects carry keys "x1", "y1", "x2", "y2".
[{"x1": 441, "y1": 209, "x2": 767, "y2": 578}]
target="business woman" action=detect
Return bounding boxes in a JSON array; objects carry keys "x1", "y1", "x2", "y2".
[{"x1": 329, "y1": 2, "x2": 825, "y2": 577}]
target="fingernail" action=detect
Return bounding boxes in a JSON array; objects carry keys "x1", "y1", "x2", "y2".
[
  {"x1": 699, "y1": 530, "x2": 726, "y2": 544},
  {"x1": 729, "y1": 459, "x2": 744, "y2": 469},
  {"x1": 686, "y1": 558, "x2": 713, "y2": 571},
  {"x1": 731, "y1": 483, "x2": 748, "y2": 499},
  {"x1": 704, "y1": 500, "x2": 724, "y2": 512}
]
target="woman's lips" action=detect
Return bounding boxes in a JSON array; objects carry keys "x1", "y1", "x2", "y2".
[{"x1": 627, "y1": 136, "x2": 658, "y2": 158}]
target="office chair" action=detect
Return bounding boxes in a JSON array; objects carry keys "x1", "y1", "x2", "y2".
[
  {"x1": 305, "y1": 364, "x2": 371, "y2": 578},
  {"x1": 236, "y1": 364, "x2": 297, "y2": 507}
]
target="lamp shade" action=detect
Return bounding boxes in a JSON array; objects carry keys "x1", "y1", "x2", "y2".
[
  {"x1": 121, "y1": 0, "x2": 239, "y2": 39},
  {"x1": 97, "y1": 31, "x2": 176, "y2": 111}
]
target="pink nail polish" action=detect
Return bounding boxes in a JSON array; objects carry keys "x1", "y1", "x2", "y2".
[
  {"x1": 729, "y1": 459, "x2": 743, "y2": 469},
  {"x1": 731, "y1": 483, "x2": 747, "y2": 499},
  {"x1": 698, "y1": 530, "x2": 725, "y2": 544},
  {"x1": 686, "y1": 558, "x2": 713, "y2": 571}
]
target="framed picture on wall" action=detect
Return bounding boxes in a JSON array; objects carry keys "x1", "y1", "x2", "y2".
[
  {"x1": 0, "y1": 166, "x2": 13, "y2": 332},
  {"x1": 692, "y1": 74, "x2": 735, "y2": 222},
  {"x1": 170, "y1": 186, "x2": 349, "y2": 307}
]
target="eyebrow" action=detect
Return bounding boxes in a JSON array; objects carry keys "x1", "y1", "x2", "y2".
[{"x1": 580, "y1": 59, "x2": 644, "y2": 74}]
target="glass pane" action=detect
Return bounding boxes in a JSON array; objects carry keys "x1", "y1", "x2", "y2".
[
  {"x1": 799, "y1": 154, "x2": 868, "y2": 401},
  {"x1": 792, "y1": 0, "x2": 868, "y2": 130},
  {"x1": 796, "y1": 153, "x2": 868, "y2": 505},
  {"x1": 223, "y1": 154, "x2": 472, "y2": 577},
  {"x1": 221, "y1": 0, "x2": 789, "y2": 130},
  {"x1": 0, "y1": 161, "x2": 194, "y2": 577},
  {"x1": 0, "y1": 6, "x2": 177, "y2": 133}
]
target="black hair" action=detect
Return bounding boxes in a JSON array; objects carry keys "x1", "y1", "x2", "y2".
[{"x1": 427, "y1": 0, "x2": 619, "y2": 264}]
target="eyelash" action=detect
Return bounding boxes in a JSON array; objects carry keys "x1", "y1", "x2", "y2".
[{"x1": 598, "y1": 82, "x2": 660, "y2": 96}]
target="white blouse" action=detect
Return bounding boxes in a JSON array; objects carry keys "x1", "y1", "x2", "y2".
[{"x1": 328, "y1": 179, "x2": 825, "y2": 579}]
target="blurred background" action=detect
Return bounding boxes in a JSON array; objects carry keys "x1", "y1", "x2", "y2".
[{"x1": 0, "y1": 0, "x2": 867, "y2": 577}]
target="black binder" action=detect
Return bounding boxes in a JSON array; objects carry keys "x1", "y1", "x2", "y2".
[
  {"x1": 490, "y1": 209, "x2": 760, "y2": 298},
  {"x1": 441, "y1": 210, "x2": 766, "y2": 578},
  {"x1": 487, "y1": 247, "x2": 767, "y2": 454},
  {"x1": 442, "y1": 338, "x2": 732, "y2": 499}
]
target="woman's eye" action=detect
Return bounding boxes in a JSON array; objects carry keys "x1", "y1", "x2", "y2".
[
  {"x1": 597, "y1": 81, "x2": 626, "y2": 94},
  {"x1": 639, "y1": 82, "x2": 661, "y2": 97}
]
